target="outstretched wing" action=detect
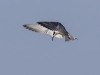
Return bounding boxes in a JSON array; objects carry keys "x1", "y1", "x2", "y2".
[
  {"x1": 37, "y1": 22, "x2": 68, "y2": 34},
  {"x1": 23, "y1": 24, "x2": 54, "y2": 37},
  {"x1": 37, "y1": 22, "x2": 58, "y2": 31}
]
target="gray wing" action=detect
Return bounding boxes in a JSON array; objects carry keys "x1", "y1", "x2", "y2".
[
  {"x1": 23, "y1": 24, "x2": 54, "y2": 36},
  {"x1": 37, "y1": 22, "x2": 68, "y2": 34},
  {"x1": 37, "y1": 22, "x2": 58, "y2": 30}
]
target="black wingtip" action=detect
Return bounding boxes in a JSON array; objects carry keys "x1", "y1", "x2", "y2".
[
  {"x1": 23, "y1": 25, "x2": 29, "y2": 29},
  {"x1": 23, "y1": 25, "x2": 27, "y2": 27}
]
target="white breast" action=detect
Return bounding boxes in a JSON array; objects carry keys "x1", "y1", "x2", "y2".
[
  {"x1": 47, "y1": 30, "x2": 63, "y2": 38},
  {"x1": 55, "y1": 34, "x2": 63, "y2": 38}
]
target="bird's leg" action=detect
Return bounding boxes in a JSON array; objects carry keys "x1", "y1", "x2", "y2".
[{"x1": 52, "y1": 32, "x2": 55, "y2": 41}]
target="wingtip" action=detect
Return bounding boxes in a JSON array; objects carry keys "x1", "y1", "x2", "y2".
[
  {"x1": 23, "y1": 25, "x2": 27, "y2": 27},
  {"x1": 23, "y1": 25, "x2": 29, "y2": 29}
]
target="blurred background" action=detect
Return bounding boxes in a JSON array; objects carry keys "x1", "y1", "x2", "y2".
[{"x1": 0, "y1": 0, "x2": 100, "y2": 75}]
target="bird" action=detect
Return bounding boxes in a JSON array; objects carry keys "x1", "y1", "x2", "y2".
[{"x1": 23, "y1": 21, "x2": 77, "y2": 41}]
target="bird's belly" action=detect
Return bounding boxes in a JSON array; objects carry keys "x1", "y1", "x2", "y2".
[
  {"x1": 47, "y1": 30, "x2": 63, "y2": 38},
  {"x1": 55, "y1": 34, "x2": 63, "y2": 38}
]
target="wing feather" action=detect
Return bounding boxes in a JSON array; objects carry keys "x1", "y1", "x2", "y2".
[
  {"x1": 23, "y1": 24, "x2": 54, "y2": 36},
  {"x1": 37, "y1": 22, "x2": 68, "y2": 34},
  {"x1": 37, "y1": 22, "x2": 57, "y2": 30}
]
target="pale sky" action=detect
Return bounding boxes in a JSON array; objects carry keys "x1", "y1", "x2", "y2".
[{"x1": 0, "y1": 0, "x2": 100, "y2": 75}]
